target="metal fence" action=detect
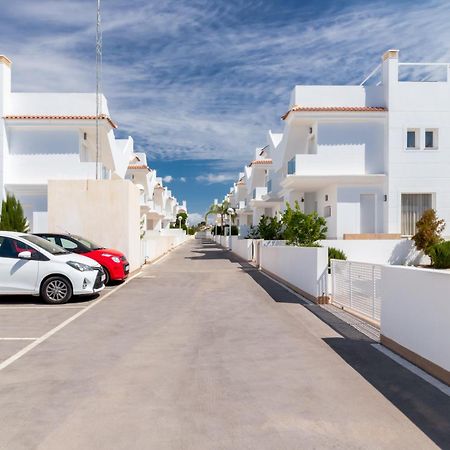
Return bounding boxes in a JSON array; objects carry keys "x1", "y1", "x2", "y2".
[{"x1": 331, "y1": 259, "x2": 382, "y2": 323}]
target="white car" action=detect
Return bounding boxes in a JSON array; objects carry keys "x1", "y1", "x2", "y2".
[{"x1": 0, "y1": 231, "x2": 105, "y2": 304}]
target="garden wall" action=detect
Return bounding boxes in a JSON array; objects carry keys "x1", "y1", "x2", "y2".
[
  {"x1": 230, "y1": 237, "x2": 253, "y2": 261},
  {"x1": 260, "y1": 244, "x2": 328, "y2": 302},
  {"x1": 320, "y1": 239, "x2": 427, "y2": 265},
  {"x1": 380, "y1": 265, "x2": 450, "y2": 385},
  {"x1": 141, "y1": 231, "x2": 189, "y2": 264}
]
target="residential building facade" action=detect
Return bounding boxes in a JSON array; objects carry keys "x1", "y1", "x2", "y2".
[
  {"x1": 0, "y1": 55, "x2": 187, "y2": 235},
  {"x1": 223, "y1": 50, "x2": 450, "y2": 239}
]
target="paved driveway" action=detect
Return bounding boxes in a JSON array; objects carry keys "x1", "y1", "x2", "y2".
[{"x1": 0, "y1": 239, "x2": 448, "y2": 449}]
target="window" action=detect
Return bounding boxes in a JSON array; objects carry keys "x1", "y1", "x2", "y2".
[
  {"x1": 425, "y1": 129, "x2": 438, "y2": 149},
  {"x1": 0, "y1": 237, "x2": 37, "y2": 259},
  {"x1": 60, "y1": 238, "x2": 81, "y2": 251},
  {"x1": 287, "y1": 157, "x2": 296, "y2": 175},
  {"x1": 406, "y1": 129, "x2": 418, "y2": 149},
  {"x1": 324, "y1": 206, "x2": 332, "y2": 218},
  {"x1": 401, "y1": 193, "x2": 433, "y2": 236}
]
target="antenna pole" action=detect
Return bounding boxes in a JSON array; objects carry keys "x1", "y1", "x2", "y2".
[{"x1": 95, "y1": 0, "x2": 102, "y2": 180}]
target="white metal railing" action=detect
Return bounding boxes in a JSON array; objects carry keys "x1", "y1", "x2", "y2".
[
  {"x1": 331, "y1": 259, "x2": 382, "y2": 323},
  {"x1": 398, "y1": 62, "x2": 449, "y2": 82},
  {"x1": 360, "y1": 63, "x2": 382, "y2": 86}
]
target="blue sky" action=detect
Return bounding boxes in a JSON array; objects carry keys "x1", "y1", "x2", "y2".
[{"x1": 2, "y1": 0, "x2": 450, "y2": 222}]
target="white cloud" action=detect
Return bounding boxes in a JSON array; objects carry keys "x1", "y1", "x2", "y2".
[
  {"x1": 180, "y1": 177, "x2": 186, "y2": 182},
  {"x1": 195, "y1": 173, "x2": 236, "y2": 184},
  {"x1": 187, "y1": 212, "x2": 204, "y2": 225},
  {"x1": 2, "y1": 0, "x2": 450, "y2": 168},
  {"x1": 162, "y1": 175, "x2": 173, "y2": 183}
]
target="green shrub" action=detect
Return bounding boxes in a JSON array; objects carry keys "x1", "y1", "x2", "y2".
[
  {"x1": 0, "y1": 194, "x2": 29, "y2": 232},
  {"x1": 328, "y1": 247, "x2": 347, "y2": 266},
  {"x1": 281, "y1": 201, "x2": 327, "y2": 247},
  {"x1": 412, "y1": 209, "x2": 445, "y2": 255},
  {"x1": 428, "y1": 241, "x2": 450, "y2": 269},
  {"x1": 257, "y1": 215, "x2": 284, "y2": 240},
  {"x1": 245, "y1": 226, "x2": 260, "y2": 239}
]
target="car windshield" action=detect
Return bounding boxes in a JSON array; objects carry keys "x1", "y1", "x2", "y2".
[
  {"x1": 22, "y1": 235, "x2": 70, "y2": 255},
  {"x1": 73, "y1": 235, "x2": 104, "y2": 250}
]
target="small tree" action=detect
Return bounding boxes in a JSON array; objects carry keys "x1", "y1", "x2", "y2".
[
  {"x1": 0, "y1": 194, "x2": 29, "y2": 232},
  {"x1": 281, "y1": 201, "x2": 327, "y2": 247},
  {"x1": 412, "y1": 209, "x2": 445, "y2": 255},
  {"x1": 257, "y1": 215, "x2": 284, "y2": 240}
]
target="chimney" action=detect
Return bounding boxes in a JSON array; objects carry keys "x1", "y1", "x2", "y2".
[
  {"x1": 381, "y1": 49, "x2": 399, "y2": 109},
  {"x1": 0, "y1": 55, "x2": 12, "y2": 116}
]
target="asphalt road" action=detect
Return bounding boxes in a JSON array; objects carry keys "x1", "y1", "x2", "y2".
[{"x1": 0, "y1": 239, "x2": 448, "y2": 450}]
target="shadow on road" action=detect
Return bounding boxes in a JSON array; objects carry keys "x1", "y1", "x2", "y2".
[
  {"x1": 0, "y1": 293, "x2": 100, "y2": 306},
  {"x1": 193, "y1": 240, "x2": 450, "y2": 449}
]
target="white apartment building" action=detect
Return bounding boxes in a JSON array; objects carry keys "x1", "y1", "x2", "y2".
[
  {"x1": 0, "y1": 55, "x2": 134, "y2": 231},
  {"x1": 126, "y1": 153, "x2": 188, "y2": 233},
  {"x1": 0, "y1": 55, "x2": 187, "y2": 234},
  {"x1": 227, "y1": 50, "x2": 450, "y2": 238}
]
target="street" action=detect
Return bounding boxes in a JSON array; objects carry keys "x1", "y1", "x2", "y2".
[{"x1": 0, "y1": 239, "x2": 448, "y2": 449}]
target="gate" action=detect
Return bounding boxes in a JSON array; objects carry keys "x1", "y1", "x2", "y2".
[{"x1": 331, "y1": 260, "x2": 382, "y2": 323}]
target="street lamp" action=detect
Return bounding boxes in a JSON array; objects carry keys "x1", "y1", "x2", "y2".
[{"x1": 227, "y1": 207, "x2": 235, "y2": 237}]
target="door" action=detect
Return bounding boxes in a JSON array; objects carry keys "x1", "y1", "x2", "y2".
[
  {"x1": 0, "y1": 237, "x2": 40, "y2": 294},
  {"x1": 360, "y1": 194, "x2": 376, "y2": 233}
]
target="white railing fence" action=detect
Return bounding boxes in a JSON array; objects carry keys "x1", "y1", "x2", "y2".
[{"x1": 331, "y1": 260, "x2": 382, "y2": 323}]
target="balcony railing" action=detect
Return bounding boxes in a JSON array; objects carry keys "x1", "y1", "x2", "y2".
[
  {"x1": 252, "y1": 187, "x2": 268, "y2": 201},
  {"x1": 286, "y1": 147, "x2": 366, "y2": 177}
]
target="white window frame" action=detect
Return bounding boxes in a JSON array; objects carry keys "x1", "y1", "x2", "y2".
[
  {"x1": 406, "y1": 128, "x2": 420, "y2": 150},
  {"x1": 400, "y1": 192, "x2": 435, "y2": 237},
  {"x1": 424, "y1": 128, "x2": 438, "y2": 150}
]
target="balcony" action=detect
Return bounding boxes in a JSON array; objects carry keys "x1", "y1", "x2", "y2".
[
  {"x1": 287, "y1": 146, "x2": 367, "y2": 176},
  {"x1": 238, "y1": 200, "x2": 246, "y2": 209},
  {"x1": 251, "y1": 187, "x2": 268, "y2": 201},
  {"x1": 5, "y1": 154, "x2": 100, "y2": 185},
  {"x1": 283, "y1": 147, "x2": 385, "y2": 191},
  {"x1": 147, "y1": 200, "x2": 164, "y2": 216}
]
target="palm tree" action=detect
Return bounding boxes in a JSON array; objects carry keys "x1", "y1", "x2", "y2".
[{"x1": 205, "y1": 201, "x2": 235, "y2": 233}]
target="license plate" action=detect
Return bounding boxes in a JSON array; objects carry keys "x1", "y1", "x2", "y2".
[{"x1": 124, "y1": 264, "x2": 129, "y2": 272}]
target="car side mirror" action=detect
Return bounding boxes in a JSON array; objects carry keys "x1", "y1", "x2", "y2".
[{"x1": 18, "y1": 251, "x2": 32, "y2": 259}]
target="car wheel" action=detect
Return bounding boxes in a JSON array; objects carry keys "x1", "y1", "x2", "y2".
[
  {"x1": 102, "y1": 266, "x2": 111, "y2": 285},
  {"x1": 41, "y1": 276, "x2": 73, "y2": 304}
]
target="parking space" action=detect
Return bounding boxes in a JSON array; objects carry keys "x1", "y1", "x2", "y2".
[{"x1": 0, "y1": 285, "x2": 117, "y2": 366}]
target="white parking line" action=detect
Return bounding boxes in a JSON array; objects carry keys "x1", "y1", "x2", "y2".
[
  {"x1": 0, "y1": 270, "x2": 142, "y2": 372},
  {"x1": 0, "y1": 338, "x2": 38, "y2": 341}
]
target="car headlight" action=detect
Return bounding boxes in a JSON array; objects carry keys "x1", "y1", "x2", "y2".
[
  {"x1": 67, "y1": 261, "x2": 95, "y2": 272},
  {"x1": 111, "y1": 256, "x2": 121, "y2": 263}
]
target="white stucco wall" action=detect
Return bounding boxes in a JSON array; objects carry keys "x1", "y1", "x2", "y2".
[
  {"x1": 9, "y1": 93, "x2": 109, "y2": 116},
  {"x1": 380, "y1": 265, "x2": 450, "y2": 372},
  {"x1": 385, "y1": 56, "x2": 450, "y2": 235},
  {"x1": 260, "y1": 245, "x2": 328, "y2": 299},
  {"x1": 321, "y1": 239, "x2": 426, "y2": 265},
  {"x1": 47, "y1": 179, "x2": 141, "y2": 271},
  {"x1": 290, "y1": 85, "x2": 385, "y2": 108},
  {"x1": 230, "y1": 236, "x2": 252, "y2": 260}
]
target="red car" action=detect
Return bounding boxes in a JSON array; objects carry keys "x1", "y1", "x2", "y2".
[{"x1": 35, "y1": 234, "x2": 129, "y2": 284}]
